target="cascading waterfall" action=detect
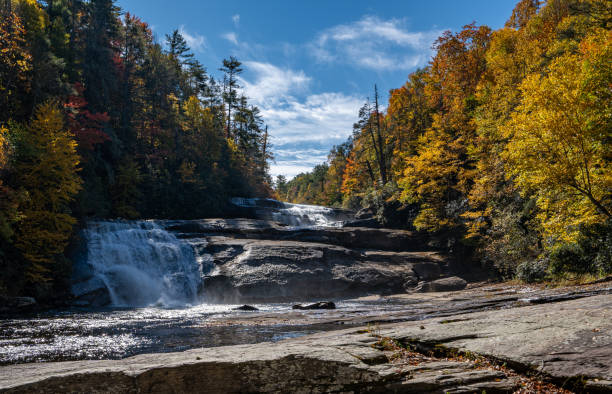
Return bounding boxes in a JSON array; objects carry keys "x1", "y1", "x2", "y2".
[
  {"x1": 271, "y1": 203, "x2": 342, "y2": 227},
  {"x1": 77, "y1": 221, "x2": 201, "y2": 307},
  {"x1": 231, "y1": 198, "x2": 349, "y2": 227}
]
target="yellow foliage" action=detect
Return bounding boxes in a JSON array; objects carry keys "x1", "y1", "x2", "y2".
[
  {"x1": 0, "y1": 126, "x2": 9, "y2": 169},
  {"x1": 14, "y1": 102, "x2": 82, "y2": 282},
  {"x1": 503, "y1": 29, "x2": 611, "y2": 241}
]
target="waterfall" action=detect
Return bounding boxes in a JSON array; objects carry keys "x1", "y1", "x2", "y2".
[
  {"x1": 271, "y1": 203, "x2": 343, "y2": 227},
  {"x1": 75, "y1": 221, "x2": 201, "y2": 307},
  {"x1": 230, "y1": 198, "x2": 351, "y2": 228}
]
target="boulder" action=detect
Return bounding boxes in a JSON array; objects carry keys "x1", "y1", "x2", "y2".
[
  {"x1": 71, "y1": 276, "x2": 111, "y2": 307},
  {"x1": 233, "y1": 304, "x2": 259, "y2": 311},
  {"x1": 201, "y1": 239, "x2": 433, "y2": 303},
  {"x1": 416, "y1": 276, "x2": 467, "y2": 292},
  {"x1": 292, "y1": 301, "x2": 336, "y2": 310}
]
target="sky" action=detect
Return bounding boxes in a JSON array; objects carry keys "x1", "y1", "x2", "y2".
[{"x1": 116, "y1": 0, "x2": 518, "y2": 179}]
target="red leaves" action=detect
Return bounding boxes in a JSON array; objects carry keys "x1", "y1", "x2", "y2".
[{"x1": 64, "y1": 83, "x2": 110, "y2": 152}]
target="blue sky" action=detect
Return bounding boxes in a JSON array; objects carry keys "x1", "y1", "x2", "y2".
[{"x1": 116, "y1": 0, "x2": 518, "y2": 178}]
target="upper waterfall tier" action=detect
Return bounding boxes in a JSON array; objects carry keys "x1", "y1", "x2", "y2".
[{"x1": 230, "y1": 198, "x2": 353, "y2": 228}]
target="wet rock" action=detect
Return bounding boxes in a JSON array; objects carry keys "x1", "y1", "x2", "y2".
[
  {"x1": 71, "y1": 276, "x2": 112, "y2": 307},
  {"x1": 292, "y1": 301, "x2": 336, "y2": 310},
  {"x1": 233, "y1": 304, "x2": 259, "y2": 311},
  {"x1": 416, "y1": 276, "x2": 467, "y2": 292}
]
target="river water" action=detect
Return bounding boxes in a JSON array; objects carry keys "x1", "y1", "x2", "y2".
[{"x1": 0, "y1": 299, "x2": 417, "y2": 365}]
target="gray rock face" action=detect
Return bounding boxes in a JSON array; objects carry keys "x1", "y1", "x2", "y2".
[
  {"x1": 200, "y1": 237, "x2": 445, "y2": 302},
  {"x1": 3, "y1": 294, "x2": 609, "y2": 393},
  {"x1": 380, "y1": 293, "x2": 612, "y2": 385},
  {"x1": 167, "y1": 219, "x2": 434, "y2": 252},
  {"x1": 165, "y1": 219, "x2": 453, "y2": 303}
]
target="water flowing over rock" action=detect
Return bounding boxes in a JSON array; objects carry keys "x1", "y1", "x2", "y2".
[
  {"x1": 70, "y1": 199, "x2": 455, "y2": 307},
  {"x1": 230, "y1": 197, "x2": 353, "y2": 228},
  {"x1": 71, "y1": 221, "x2": 204, "y2": 307}
]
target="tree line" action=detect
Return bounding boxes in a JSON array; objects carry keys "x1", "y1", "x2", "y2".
[
  {"x1": 0, "y1": 0, "x2": 272, "y2": 298},
  {"x1": 280, "y1": 0, "x2": 611, "y2": 281}
]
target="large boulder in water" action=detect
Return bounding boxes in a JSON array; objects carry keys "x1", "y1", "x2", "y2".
[{"x1": 200, "y1": 238, "x2": 445, "y2": 303}]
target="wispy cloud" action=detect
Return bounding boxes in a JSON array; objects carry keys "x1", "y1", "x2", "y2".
[
  {"x1": 240, "y1": 62, "x2": 362, "y2": 178},
  {"x1": 241, "y1": 61, "x2": 311, "y2": 106},
  {"x1": 179, "y1": 25, "x2": 206, "y2": 52},
  {"x1": 232, "y1": 14, "x2": 240, "y2": 27},
  {"x1": 310, "y1": 15, "x2": 442, "y2": 70},
  {"x1": 222, "y1": 32, "x2": 239, "y2": 45}
]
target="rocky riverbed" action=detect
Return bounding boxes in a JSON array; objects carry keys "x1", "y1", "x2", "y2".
[
  {"x1": 71, "y1": 216, "x2": 464, "y2": 307},
  {"x1": 1, "y1": 281, "x2": 610, "y2": 393}
]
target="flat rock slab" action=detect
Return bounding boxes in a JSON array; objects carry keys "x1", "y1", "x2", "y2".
[
  {"x1": 378, "y1": 293, "x2": 612, "y2": 383},
  {"x1": 1, "y1": 294, "x2": 609, "y2": 393}
]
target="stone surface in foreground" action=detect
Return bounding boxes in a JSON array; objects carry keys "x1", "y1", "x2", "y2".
[{"x1": 1, "y1": 293, "x2": 610, "y2": 393}]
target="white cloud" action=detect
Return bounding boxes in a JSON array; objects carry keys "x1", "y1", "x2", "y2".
[
  {"x1": 310, "y1": 15, "x2": 442, "y2": 70},
  {"x1": 232, "y1": 14, "x2": 240, "y2": 27},
  {"x1": 222, "y1": 32, "x2": 239, "y2": 45},
  {"x1": 179, "y1": 25, "x2": 206, "y2": 52},
  {"x1": 241, "y1": 62, "x2": 311, "y2": 106},
  {"x1": 261, "y1": 92, "x2": 362, "y2": 145},
  {"x1": 240, "y1": 62, "x2": 363, "y2": 178}
]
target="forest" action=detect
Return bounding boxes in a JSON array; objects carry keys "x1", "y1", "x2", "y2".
[
  {"x1": 0, "y1": 0, "x2": 272, "y2": 298},
  {"x1": 280, "y1": 0, "x2": 611, "y2": 282}
]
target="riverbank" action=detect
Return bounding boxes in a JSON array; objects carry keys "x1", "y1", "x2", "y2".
[
  {"x1": 2, "y1": 281, "x2": 610, "y2": 393},
  {"x1": 2, "y1": 280, "x2": 610, "y2": 392}
]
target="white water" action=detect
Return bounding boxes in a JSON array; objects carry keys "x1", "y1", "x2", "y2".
[
  {"x1": 231, "y1": 198, "x2": 348, "y2": 228},
  {"x1": 79, "y1": 221, "x2": 201, "y2": 307}
]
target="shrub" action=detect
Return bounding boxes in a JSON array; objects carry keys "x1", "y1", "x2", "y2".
[
  {"x1": 516, "y1": 259, "x2": 549, "y2": 283},
  {"x1": 549, "y1": 221, "x2": 612, "y2": 277}
]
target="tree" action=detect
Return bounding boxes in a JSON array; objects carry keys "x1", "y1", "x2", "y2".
[
  {"x1": 13, "y1": 102, "x2": 82, "y2": 284},
  {"x1": 398, "y1": 23, "x2": 492, "y2": 231},
  {"x1": 503, "y1": 28, "x2": 611, "y2": 241},
  {"x1": 219, "y1": 56, "x2": 243, "y2": 139},
  {"x1": 275, "y1": 175, "x2": 288, "y2": 200},
  {"x1": 0, "y1": 6, "x2": 32, "y2": 122}
]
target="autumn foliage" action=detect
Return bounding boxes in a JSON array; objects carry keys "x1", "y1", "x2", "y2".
[
  {"x1": 282, "y1": 0, "x2": 611, "y2": 279},
  {"x1": 0, "y1": 0, "x2": 272, "y2": 298}
]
